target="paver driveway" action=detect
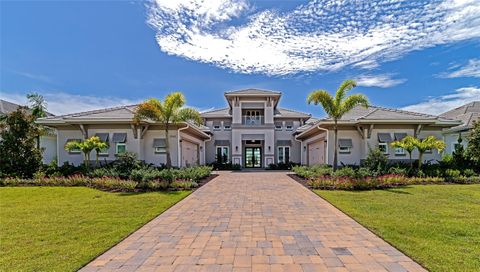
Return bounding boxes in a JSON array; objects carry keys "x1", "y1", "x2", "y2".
[{"x1": 81, "y1": 172, "x2": 425, "y2": 272}]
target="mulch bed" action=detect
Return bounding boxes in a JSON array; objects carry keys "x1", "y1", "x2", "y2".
[
  {"x1": 193, "y1": 174, "x2": 219, "y2": 190},
  {"x1": 287, "y1": 174, "x2": 312, "y2": 189}
]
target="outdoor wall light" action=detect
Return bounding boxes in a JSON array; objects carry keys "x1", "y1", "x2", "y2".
[
  {"x1": 303, "y1": 146, "x2": 307, "y2": 151},
  {"x1": 236, "y1": 146, "x2": 238, "y2": 151},
  {"x1": 268, "y1": 146, "x2": 271, "y2": 151}
]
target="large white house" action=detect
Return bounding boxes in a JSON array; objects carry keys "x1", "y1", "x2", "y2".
[
  {"x1": 440, "y1": 101, "x2": 479, "y2": 154},
  {"x1": 36, "y1": 89, "x2": 462, "y2": 168}
]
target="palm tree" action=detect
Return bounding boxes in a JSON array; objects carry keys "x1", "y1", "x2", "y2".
[
  {"x1": 415, "y1": 136, "x2": 446, "y2": 168},
  {"x1": 134, "y1": 92, "x2": 202, "y2": 168},
  {"x1": 64, "y1": 136, "x2": 108, "y2": 168},
  {"x1": 391, "y1": 135, "x2": 417, "y2": 169},
  {"x1": 307, "y1": 80, "x2": 368, "y2": 171},
  {"x1": 27, "y1": 93, "x2": 48, "y2": 150}
]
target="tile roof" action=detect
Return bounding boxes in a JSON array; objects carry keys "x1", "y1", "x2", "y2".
[
  {"x1": 0, "y1": 99, "x2": 54, "y2": 116},
  {"x1": 440, "y1": 101, "x2": 480, "y2": 131},
  {"x1": 275, "y1": 108, "x2": 311, "y2": 118},
  {"x1": 324, "y1": 105, "x2": 443, "y2": 121},
  {"x1": 224, "y1": 88, "x2": 281, "y2": 95}
]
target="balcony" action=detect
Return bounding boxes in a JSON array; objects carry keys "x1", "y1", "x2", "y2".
[{"x1": 242, "y1": 115, "x2": 264, "y2": 126}]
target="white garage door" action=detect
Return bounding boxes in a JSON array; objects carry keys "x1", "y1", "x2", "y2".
[
  {"x1": 181, "y1": 140, "x2": 199, "y2": 167},
  {"x1": 308, "y1": 140, "x2": 325, "y2": 166}
]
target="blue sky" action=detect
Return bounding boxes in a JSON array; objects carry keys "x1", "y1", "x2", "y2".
[{"x1": 1, "y1": 0, "x2": 479, "y2": 116}]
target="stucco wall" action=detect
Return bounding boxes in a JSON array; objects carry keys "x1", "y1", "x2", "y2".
[{"x1": 40, "y1": 135, "x2": 57, "y2": 164}]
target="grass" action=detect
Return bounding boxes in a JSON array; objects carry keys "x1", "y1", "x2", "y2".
[
  {"x1": 0, "y1": 187, "x2": 190, "y2": 271},
  {"x1": 316, "y1": 184, "x2": 480, "y2": 272}
]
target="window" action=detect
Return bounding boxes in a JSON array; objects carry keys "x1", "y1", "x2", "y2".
[
  {"x1": 213, "y1": 125, "x2": 221, "y2": 130},
  {"x1": 155, "y1": 147, "x2": 166, "y2": 153},
  {"x1": 275, "y1": 123, "x2": 283, "y2": 130},
  {"x1": 378, "y1": 143, "x2": 389, "y2": 154},
  {"x1": 116, "y1": 143, "x2": 126, "y2": 154},
  {"x1": 224, "y1": 124, "x2": 231, "y2": 130},
  {"x1": 216, "y1": 146, "x2": 229, "y2": 163},
  {"x1": 99, "y1": 146, "x2": 109, "y2": 156},
  {"x1": 339, "y1": 146, "x2": 351, "y2": 154},
  {"x1": 338, "y1": 139, "x2": 352, "y2": 154},
  {"x1": 395, "y1": 147, "x2": 405, "y2": 155},
  {"x1": 277, "y1": 146, "x2": 290, "y2": 163},
  {"x1": 66, "y1": 139, "x2": 81, "y2": 154},
  {"x1": 153, "y1": 138, "x2": 167, "y2": 153},
  {"x1": 285, "y1": 124, "x2": 293, "y2": 131}
]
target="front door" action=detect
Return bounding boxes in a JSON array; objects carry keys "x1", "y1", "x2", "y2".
[{"x1": 245, "y1": 147, "x2": 262, "y2": 168}]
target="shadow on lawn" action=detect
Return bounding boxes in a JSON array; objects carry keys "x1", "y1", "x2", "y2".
[
  {"x1": 383, "y1": 187, "x2": 413, "y2": 194},
  {"x1": 117, "y1": 191, "x2": 186, "y2": 197}
]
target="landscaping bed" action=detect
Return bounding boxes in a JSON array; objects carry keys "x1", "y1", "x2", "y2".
[{"x1": 292, "y1": 165, "x2": 480, "y2": 190}]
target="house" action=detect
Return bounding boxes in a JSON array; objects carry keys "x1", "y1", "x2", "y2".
[
  {"x1": 201, "y1": 89, "x2": 311, "y2": 167},
  {"x1": 440, "y1": 101, "x2": 480, "y2": 154},
  {"x1": 36, "y1": 89, "x2": 462, "y2": 168},
  {"x1": 1, "y1": 99, "x2": 57, "y2": 164},
  {"x1": 36, "y1": 105, "x2": 211, "y2": 167},
  {"x1": 295, "y1": 104, "x2": 461, "y2": 166}
]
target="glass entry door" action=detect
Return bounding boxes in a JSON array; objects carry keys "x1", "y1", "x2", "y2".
[{"x1": 245, "y1": 147, "x2": 262, "y2": 168}]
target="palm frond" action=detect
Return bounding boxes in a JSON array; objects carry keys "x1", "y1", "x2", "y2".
[
  {"x1": 175, "y1": 107, "x2": 202, "y2": 125},
  {"x1": 307, "y1": 90, "x2": 336, "y2": 117},
  {"x1": 339, "y1": 94, "x2": 368, "y2": 116},
  {"x1": 335, "y1": 80, "x2": 357, "y2": 107},
  {"x1": 134, "y1": 99, "x2": 162, "y2": 123}
]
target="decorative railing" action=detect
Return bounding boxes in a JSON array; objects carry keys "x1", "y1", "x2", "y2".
[{"x1": 242, "y1": 116, "x2": 264, "y2": 125}]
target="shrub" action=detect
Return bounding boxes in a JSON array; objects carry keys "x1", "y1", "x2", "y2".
[
  {"x1": 444, "y1": 169, "x2": 461, "y2": 179},
  {"x1": 292, "y1": 165, "x2": 332, "y2": 179},
  {"x1": 129, "y1": 167, "x2": 162, "y2": 182},
  {"x1": 89, "y1": 168, "x2": 120, "y2": 178},
  {"x1": 388, "y1": 166, "x2": 408, "y2": 176},
  {"x1": 170, "y1": 181, "x2": 198, "y2": 190},
  {"x1": 333, "y1": 167, "x2": 356, "y2": 178},
  {"x1": 355, "y1": 167, "x2": 374, "y2": 178},
  {"x1": 211, "y1": 162, "x2": 241, "y2": 170},
  {"x1": 267, "y1": 162, "x2": 300, "y2": 170},
  {"x1": 463, "y1": 169, "x2": 476, "y2": 177},
  {"x1": 362, "y1": 148, "x2": 388, "y2": 174}
]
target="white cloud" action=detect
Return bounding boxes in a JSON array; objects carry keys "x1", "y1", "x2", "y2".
[
  {"x1": 401, "y1": 86, "x2": 480, "y2": 115},
  {"x1": 147, "y1": 0, "x2": 480, "y2": 75},
  {"x1": 440, "y1": 58, "x2": 480, "y2": 78},
  {"x1": 355, "y1": 74, "x2": 406, "y2": 88},
  {"x1": 0, "y1": 91, "x2": 140, "y2": 115},
  {"x1": 12, "y1": 70, "x2": 53, "y2": 83}
]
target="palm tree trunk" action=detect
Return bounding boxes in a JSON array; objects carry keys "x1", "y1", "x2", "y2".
[
  {"x1": 165, "y1": 126, "x2": 172, "y2": 168},
  {"x1": 409, "y1": 152, "x2": 413, "y2": 169},
  {"x1": 418, "y1": 152, "x2": 423, "y2": 169},
  {"x1": 96, "y1": 151, "x2": 99, "y2": 167},
  {"x1": 333, "y1": 119, "x2": 338, "y2": 171}
]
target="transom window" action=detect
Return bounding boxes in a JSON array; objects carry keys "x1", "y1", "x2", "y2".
[
  {"x1": 378, "y1": 143, "x2": 389, "y2": 154},
  {"x1": 216, "y1": 146, "x2": 229, "y2": 163},
  {"x1": 277, "y1": 146, "x2": 290, "y2": 164}
]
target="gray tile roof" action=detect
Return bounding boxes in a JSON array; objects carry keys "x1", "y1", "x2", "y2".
[
  {"x1": 440, "y1": 101, "x2": 480, "y2": 131},
  {"x1": 224, "y1": 88, "x2": 281, "y2": 95},
  {"x1": 38, "y1": 104, "x2": 210, "y2": 131},
  {"x1": 200, "y1": 108, "x2": 231, "y2": 118},
  {"x1": 275, "y1": 108, "x2": 311, "y2": 118},
  {"x1": 0, "y1": 99, "x2": 54, "y2": 116},
  {"x1": 325, "y1": 105, "x2": 444, "y2": 121}
]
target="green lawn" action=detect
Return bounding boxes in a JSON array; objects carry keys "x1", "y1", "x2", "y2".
[
  {"x1": 0, "y1": 187, "x2": 190, "y2": 271},
  {"x1": 316, "y1": 185, "x2": 480, "y2": 272}
]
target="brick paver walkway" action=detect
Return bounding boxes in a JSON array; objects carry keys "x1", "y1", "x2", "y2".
[{"x1": 81, "y1": 172, "x2": 426, "y2": 272}]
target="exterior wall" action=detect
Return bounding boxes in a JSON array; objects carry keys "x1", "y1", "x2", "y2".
[
  {"x1": 274, "y1": 119, "x2": 302, "y2": 164},
  {"x1": 300, "y1": 124, "x2": 450, "y2": 166},
  {"x1": 301, "y1": 131, "x2": 327, "y2": 166},
  {"x1": 143, "y1": 128, "x2": 180, "y2": 167},
  {"x1": 57, "y1": 127, "x2": 85, "y2": 166},
  {"x1": 87, "y1": 124, "x2": 139, "y2": 163},
  {"x1": 40, "y1": 135, "x2": 57, "y2": 164},
  {"x1": 443, "y1": 131, "x2": 469, "y2": 154},
  {"x1": 205, "y1": 119, "x2": 232, "y2": 164},
  {"x1": 179, "y1": 130, "x2": 206, "y2": 166}
]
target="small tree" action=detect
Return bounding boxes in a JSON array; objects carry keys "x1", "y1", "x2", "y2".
[
  {"x1": 466, "y1": 120, "x2": 480, "y2": 165},
  {"x1": 363, "y1": 148, "x2": 388, "y2": 174},
  {"x1": 391, "y1": 136, "x2": 417, "y2": 169},
  {"x1": 414, "y1": 136, "x2": 446, "y2": 168},
  {"x1": 65, "y1": 136, "x2": 107, "y2": 168},
  {"x1": 27, "y1": 92, "x2": 48, "y2": 150},
  {"x1": 307, "y1": 80, "x2": 369, "y2": 171},
  {"x1": 134, "y1": 92, "x2": 202, "y2": 168},
  {"x1": 0, "y1": 107, "x2": 43, "y2": 178}
]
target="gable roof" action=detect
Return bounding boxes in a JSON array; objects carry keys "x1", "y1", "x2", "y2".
[{"x1": 440, "y1": 101, "x2": 480, "y2": 132}]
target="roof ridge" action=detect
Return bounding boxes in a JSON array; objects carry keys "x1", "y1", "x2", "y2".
[{"x1": 358, "y1": 106, "x2": 378, "y2": 120}]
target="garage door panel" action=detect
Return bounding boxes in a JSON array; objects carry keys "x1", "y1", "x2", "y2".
[
  {"x1": 182, "y1": 141, "x2": 199, "y2": 167},
  {"x1": 308, "y1": 141, "x2": 325, "y2": 166}
]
